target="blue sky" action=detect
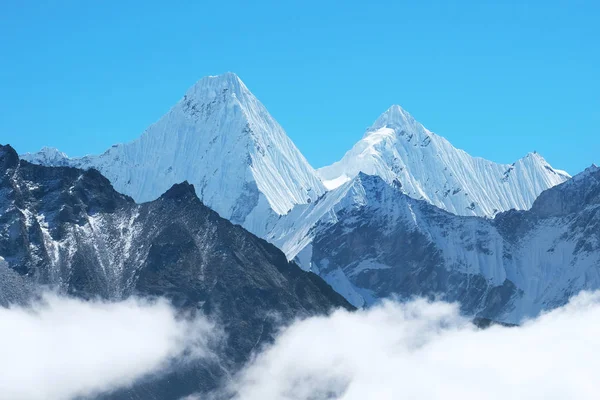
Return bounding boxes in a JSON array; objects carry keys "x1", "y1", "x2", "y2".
[{"x1": 1, "y1": 0, "x2": 598, "y2": 174}]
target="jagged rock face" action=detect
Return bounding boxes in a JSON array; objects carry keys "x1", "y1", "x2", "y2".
[
  {"x1": 318, "y1": 105, "x2": 570, "y2": 217},
  {"x1": 21, "y1": 73, "x2": 325, "y2": 237},
  {"x1": 0, "y1": 145, "x2": 351, "y2": 400},
  {"x1": 290, "y1": 169, "x2": 600, "y2": 324}
]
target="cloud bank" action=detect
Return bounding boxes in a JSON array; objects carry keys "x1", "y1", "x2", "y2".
[
  {"x1": 226, "y1": 293, "x2": 600, "y2": 400},
  {"x1": 4, "y1": 291, "x2": 600, "y2": 400},
  {"x1": 0, "y1": 293, "x2": 216, "y2": 400}
]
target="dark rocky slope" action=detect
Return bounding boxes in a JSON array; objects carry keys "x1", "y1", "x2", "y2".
[{"x1": 0, "y1": 144, "x2": 351, "y2": 399}]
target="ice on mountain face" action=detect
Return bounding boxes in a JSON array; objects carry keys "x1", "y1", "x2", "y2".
[
  {"x1": 318, "y1": 105, "x2": 570, "y2": 217},
  {"x1": 300, "y1": 168, "x2": 600, "y2": 324},
  {"x1": 268, "y1": 172, "x2": 409, "y2": 263},
  {"x1": 22, "y1": 73, "x2": 325, "y2": 236}
]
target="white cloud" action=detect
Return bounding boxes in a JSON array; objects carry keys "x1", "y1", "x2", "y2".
[
  {"x1": 0, "y1": 293, "x2": 217, "y2": 400},
  {"x1": 6, "y1": 291, "x2": 600, "y2": 400},
  {"x1": 226, "y1": 293, "x2": 600, "y2": 400}
]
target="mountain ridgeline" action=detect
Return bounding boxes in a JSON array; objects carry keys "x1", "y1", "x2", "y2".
[
  {"x1": 0, "y1": 144, "x2": 351, "y2": 399},
  {"x1": 318, "y1": 104, "x2": 570, "y2": 216},
  {"x1": 23, "y1": 73, "x2": 567, "y2": 231},
  {"x1": 9, "y1": 72, "x2": 599, "y2": 395},
  {"x1": 22, "y1": 73, "x2": 325, "y2": 238},
  {"x1": 286, "y1": 168, "x2": 600, "y2": 324},
  {"x1": 18, "y1": 74, "x2": 593, "y2": 317}
]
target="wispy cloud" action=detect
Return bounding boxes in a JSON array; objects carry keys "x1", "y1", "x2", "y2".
[
  {"x1": 225, "y1": 293, "x2": 600, "y2": 400},
  {"x1": 0, "y1": 293, "x2": 217, "y2": 400}
]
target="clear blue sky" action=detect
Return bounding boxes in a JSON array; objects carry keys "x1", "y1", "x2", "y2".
[{"x1": 1, "y1": 0, "x2": 598, "y2": 174}]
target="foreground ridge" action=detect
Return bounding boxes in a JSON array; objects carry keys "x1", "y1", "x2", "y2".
[{"x1": 0, "y1": 143, "x2": 351, "y2": 399}]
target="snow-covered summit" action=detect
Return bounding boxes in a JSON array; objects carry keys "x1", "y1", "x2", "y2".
[
  {"x1": 367, "y1": 104, "x2": 419, "y2": 134},
  {"x1": 22, "y1": 146, "x2": 70, "y2": 166},
  {"x1": 318, "y1": 105, "x2": 570, "y2": 217},
  {"x1": 304, "y1": 162, "x2": 600, "y2": 322},
  {"x1": 22, "y1": 72, "x2": 325, "y2": 235}
]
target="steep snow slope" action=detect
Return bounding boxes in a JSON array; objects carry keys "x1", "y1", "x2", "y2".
[
  {"x1": 318, "y1": 105, "x2": 570, "y2": 217},
  {"x1": 290, "y1": 166, "x2": 600, "y2": 324},
  {"x1": 22, "y1": 73, "x2": 325, "y2": 235}
]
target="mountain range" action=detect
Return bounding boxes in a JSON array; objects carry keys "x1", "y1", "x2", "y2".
[
  {"x1": 21, "y1": 72, "x2": 594, "y2": 316},
  {"x1": 7, "y1": 72, "x2": 598, "y2": 397},
  {"x1": 318, "y1": 104, "x2": 570, "y2": 217},
  {"x1": 288, "y1": 167, "x2": 600, "y2": 325},
  {"x1": 23, "y1": 73, "x2": 568, "y2": 232}
]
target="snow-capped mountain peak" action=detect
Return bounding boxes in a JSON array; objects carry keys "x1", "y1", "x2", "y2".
[
  {"x1": 187, "y1": 72, "x2": 247, "y2": 97},
  {"x1": 22, "y1": 146, "x2": 70, "y2": 166},
  {"x1": 22, "y1": 73, "x2": 325, "y2": 236},
  {"x1": 318, "y1": 105, "x2": 570, "y2": 217},
  {"x1": 367, "y1": 104, "x2": 420, "y2": 134},
  {"x1": 300, "y1": 163, "x2": 600, "y2": 322},
  {"x1": 180, "y1": 72, "x2": 259, "y2": 121}
]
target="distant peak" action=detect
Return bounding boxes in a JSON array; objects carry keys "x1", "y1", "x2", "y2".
[
  {"x1": 386, "y1": 104, "x2": 409, "y2": 114},
  {"x1": 20, "y1": 146, "x2": 69, "y2": 166},
  {"x1": 208, "y1": 71, "x2": 241, "y2": 80},
  {"x1": 0, "y1": 144, "x2": 19, "y2": 169},
  {"x1": 185, "y1": 72, "x2": 250, "y2": 101},
  {"x1": 515, "y1": 151, "x2": 551, "y2": 167},
  {"x1": 549, "y1": 164, "x2": 597, "y2": 190},
  {"x1": 0, "y1": 144, "x2": 17, "y2": 155},
  {"x1": 376, "y1": 105, "x2": 412, "y2": 123},
  {"x1": 205, "y1": 72, "x2": 245, "y2": 87},
  {"x1": 39, "y1": 146, "x2": 68, "y2": 158},
  {"x1": 523, "y1": 151, "x2": 545, "y2": 161},
  {"x1": 367, "y1": 104, "x2": 419, "y2": 135},
  {"x1": 515, "y1": 152, "x2": 570, "y2": 178},
  {"x1": 579, "y1": 163, "x2": 600, "y2": 177}
]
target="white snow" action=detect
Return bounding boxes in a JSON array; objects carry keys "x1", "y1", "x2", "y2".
[
  {"x1": 22, "y1": 73, "x2": 325, "y2": 237},
  {"x1": 23, "y1": 147, "x2": 69, "y2": 166},
  {"x1": 13, "y1": 73, "x2": 597, "y2": 325},
  {"x1": 318, "y1": 105, "x2": 570, "y2": 217},
  {"x1": 322, "y1": 174, "x2": 351, "y2": 190},
  {"x1": 22, "y1": 79, "x2": 575, "y2": 286},
  {"x1": 289, "y1": 169, "x2": 600, "y2": 323}
]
